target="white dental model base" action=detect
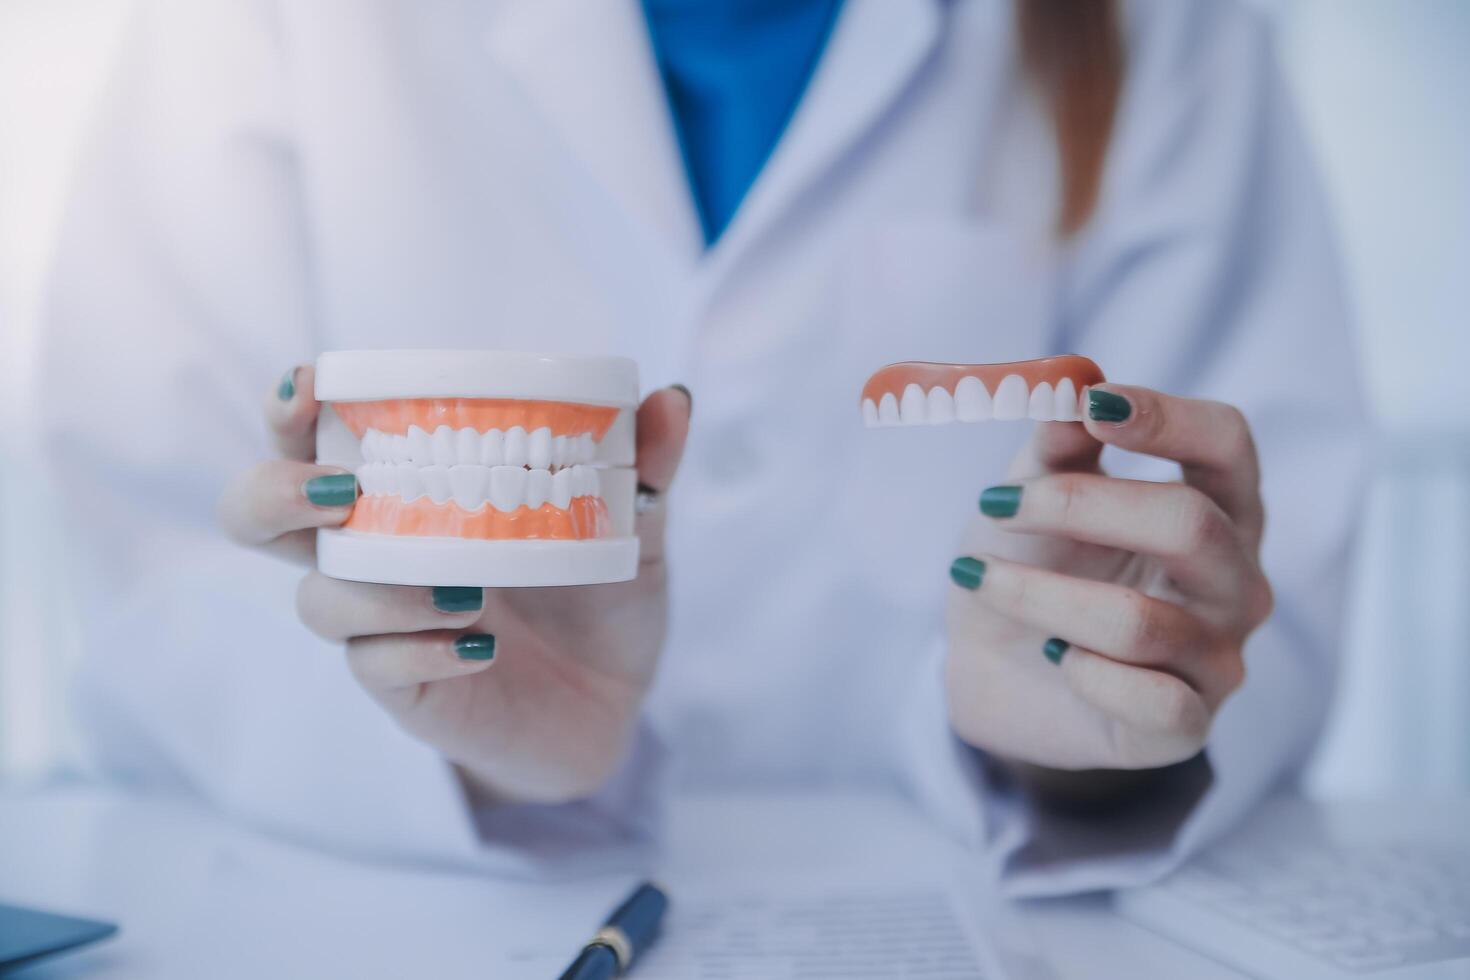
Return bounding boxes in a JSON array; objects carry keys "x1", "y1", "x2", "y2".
[{"x1": 315, "y1": 350, "x2": 640, "y2": 588}]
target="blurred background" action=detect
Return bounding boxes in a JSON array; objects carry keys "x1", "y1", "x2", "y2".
[{"x1": 1, "y1": 0, "x2": 1467, "y2": 794}]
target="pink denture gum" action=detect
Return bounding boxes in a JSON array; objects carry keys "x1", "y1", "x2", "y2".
[
  {"x1": 314, "y1": 350, "x2": 640, "y2": 588},
  {"x1": 860, "y1": 355, "x2": 1105, "y2": 426}
]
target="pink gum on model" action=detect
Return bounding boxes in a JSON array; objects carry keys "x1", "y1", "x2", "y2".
[{"x1": 860, "y1": 355, "x2": 1105, "y2": 426}]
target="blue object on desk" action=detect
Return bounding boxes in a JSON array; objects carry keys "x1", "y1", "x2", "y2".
[
  {"x1": 0, "y1": 902, "x2": 117, "y2": 973},
  {"x1": 557, "y1": 881, "x2": 669, "y2": 979}
]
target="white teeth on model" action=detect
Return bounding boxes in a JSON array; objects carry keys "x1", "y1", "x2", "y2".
[
  {"x1": 954, "y1": 375, "x2": 992, "y2": 421},
  {"x1": 899, "y1": 383, "x2": 928, "y2": 424},
  {"x1": 878, "y1": 392, "x2": 900, "y2": 425},
  {"x1": 528, "y1": 427, "x2": 552, "y2": 470},
  {"x1": 551, "y1": 468, "x2": 573, "y2": 509},
  {"x1": 407, "y1": 426, "x2": 434, "y2": 465},
  {"x1": 449, "y1": 465, "x2": 488, "y2": 511},
  {"x1": 926, "y1": 385, "x2": 955, "y2": 424},
  {"x1": 1028, "y1": 381, "x2": 1055, "y2": 421},
  {"x1": 479, "y1": 428, "x2": 504, "y2": 467},
  {"x1": 862, "y1": 375, "x2": 1092, "y2": 427},
  {"x1": 992, "y1": 375, "x2": 1029, "y2": 420},
  {"x1": 455, "y1": 427, "x2": 479, "y2": 465},
  {"x1": 502, "y1": 427, "x2": 528, "y2": 467},
  {"x1": 1053, "y1": 378, "x2": 1080, "y2": 421},
  {"x1": 525, "y1": 469, "x2": 551, "y2": 509},
  {"x1": 489, "y1": 465, "x2": 526, "y2": 512},
  {"x1": 360, "y1": 426, "x2": 600, "y2": 467}
]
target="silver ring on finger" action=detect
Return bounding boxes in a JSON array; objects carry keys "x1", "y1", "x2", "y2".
[{"x1": 635, "y1": 482, "x2": 662, "y2": 516}]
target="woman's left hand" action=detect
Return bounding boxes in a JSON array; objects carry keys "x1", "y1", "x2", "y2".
[{"x1": 946, "y1": 385, "x2": 1274, "y2": 772}]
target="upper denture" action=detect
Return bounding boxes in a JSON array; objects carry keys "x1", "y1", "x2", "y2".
[
  {"x1": 860, "y1": 355, "x2": 1105, "y2": 426},
  {"x1": 332, "y1": 398, "x2": 620, "y2": 440}
]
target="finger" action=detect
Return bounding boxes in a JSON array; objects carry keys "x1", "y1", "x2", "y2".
[
  {"x1": 346, "y1": 630, "x2": 497, "y2": 706},
  {"x1": 296, "y1": 573, "x2": 483, "y2": 642},
  {"x1": 1055, "y1": 644, "x2": 1213, "y2": 768},
  {"x1": 218, "y1": 459, "x2": 358, "y2": 557},
  {"x1": 633, "y1": 385, "x2": 692, "y2": 563},
  {"x1": 1083, "y1": 385, "x2": 1263, "y2": 543},
  {"x1": 979, "y1": 473, "x2": 1256, "y2": 604},
  {"x1": 1008, "y1": 421, "x2": 1103, "y2": 480},
  {"x1": 264, "y1": 363, "x2": 320, "y2": 462},
  {"x1": 954, "y1": 555, "x2": 1235, "y2": 704}
]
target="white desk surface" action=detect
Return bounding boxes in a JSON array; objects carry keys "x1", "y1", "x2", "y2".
[{"x1": 0, "y1": 783, "x2": 1249, "y2": 979}]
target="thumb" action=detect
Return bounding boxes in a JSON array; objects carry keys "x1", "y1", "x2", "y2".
[{"x1": 632, "y1": 385, "x2": 692, "y2": 560}]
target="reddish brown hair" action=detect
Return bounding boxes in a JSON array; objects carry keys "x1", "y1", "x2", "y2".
[{"x1": 1015, "y1": 0, "x2": 1125, "y2": 235}]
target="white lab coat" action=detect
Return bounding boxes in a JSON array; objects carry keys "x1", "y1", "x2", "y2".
[{"x1": 41, "y1": 0, "x2": 1366, "y2": 895}]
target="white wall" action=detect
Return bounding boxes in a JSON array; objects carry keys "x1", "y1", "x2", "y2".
[{"x1": 1, "y1": 0, "x2": 1467, "y2": 792}]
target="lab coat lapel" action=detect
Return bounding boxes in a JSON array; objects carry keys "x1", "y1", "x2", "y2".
[
  {"x1": 483, "y1": 0, "x2": 703, "y2": 262},
  {"x1": 709, "y1": 0, "x2": 946, "y2": 270}
]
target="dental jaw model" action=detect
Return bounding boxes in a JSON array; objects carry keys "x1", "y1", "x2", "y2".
[
  {"x1": 861, "y1": 355, "x2": 1105, "y2": 426},
  {"x1": 314, "y1": 350, "x2": 639, "y2": 587}
]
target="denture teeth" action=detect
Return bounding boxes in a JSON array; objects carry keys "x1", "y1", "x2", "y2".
[
  {"x1": 553, "y1": 434, "x2": 568, "y2": 468},
  {"x1": 421, "y1": 465, "x2": 452, "y2": 504},
  {"x1": 551, "y1": 468, "x2": 574, "y2": 509},
  {"x1": 899, "y1": 384, "x2": 927, "y2": 425},
  {"x1": 926, "y1": 386, "x2": 955, "y2": 424},
  {"x1": 392, "y1": 461, "x2": 413, "y2": 497},
  {"x1": 479, "y1": 428, "x2": 504, "y2": 467},
  {"x1": 1028, "y1": 381, "x2": 1055, "y2": 421},
  {"x1": 490, "y1": 465, "x2": 526, "y2": 512},
  {"x1": 528, "y1": 427, "x2": 552, "y2": 470},
  {"x1": 503, "y1": 426, "x2": 528, "y2": 467},
  {"x1": 455, "y1": 427, "x2": 479, "y2": 465},
  {"x1": 954, "y1": 375, "x2": 992, "y2": 421},
  {"x1": 398, "y1": 466, "x2": 425, "y2": 503},
  {"x1": 449, "y1": 465, "x2": 483, "y2": 510},
  {"x1": 431, "y1": 426, "x2": 456, "y2": 466},
  {"x1": 525, "y1": 469, "x2": 551, "y2": 509},
  {"x1": 992, "y1": 375, "x2": 1029, "y2": 420},
  {"x1": 407, "y1": 426, "x2": 433, "y2": 465},
  {"x1": 878, "y1": 392, "x2": 900, "y2": 426},
  {"x1": 580, "y1": 433, "x2": 597, "y2": 462},
  {"x1": 1053, "y1": 378, "x2": 1079, "y2": 422},
  {"x1": 861, "y1": 399, "x2": 879, "y2": 427},
  {"x1": 391, "y1": 433, "x2": 409, "y2": 463}
]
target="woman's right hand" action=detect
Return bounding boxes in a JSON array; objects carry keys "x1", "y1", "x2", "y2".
[{"x1": 218, "y1": 365, "x2": 691, "y2": 806}]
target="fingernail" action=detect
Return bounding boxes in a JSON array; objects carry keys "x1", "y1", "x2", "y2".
[
  {"x1": 454, "y1": 633, "x2": 496, "y2": 661},
  {"x1": 1087, "y1": 389, "x2": 1131, "y2": 423},
  {"x1": 303, "y1": 473, "x2": 358, "y2": 507},
  {"x1": 670, "y1": 383, "x2": 693, "y2": 417},
  {"x1": 950, "y1": 557, "x2": 986, "y2": 590},
  {"x1": 432, "y1": 586, "x2": 483, "y2": 614},
  {"x1": 979, "y1": 485, "x2": 1022, "y2": 518},
  {"x1": 277, "y1": 368, "x2": 297, "y2": 401},
  {"x1": 1043, "y1": 638, "x2": 1069, "y2": 665}
]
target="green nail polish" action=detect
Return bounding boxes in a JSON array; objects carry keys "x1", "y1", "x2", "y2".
[
  {"x1": 950, "y1": 557, "x2": 986, "y2": 590},
  {"x1": 1088, "y1": 389, "x2": 1131, "y2": 423},
  {"x1": 277, "y1": 369, "x2": 296, "y2": 401},
  {"x1": 432, "y1": 586, "x2": 483, "y2": 613},
  {"x1": 303, "y1": 474, "x2": 358, "y2": 507},
  {"x1": 1043, "y1": 638, "x2": 1069, "y2": 664},
  {"x1": 979, "y1": 485, "x2": 1022, "y2": 518},
  {"x1": 454, "y1": 633, "x2": 496, "y2": 661}
]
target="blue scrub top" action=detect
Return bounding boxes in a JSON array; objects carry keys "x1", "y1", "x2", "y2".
[{"x1": 642, "y1": 0, "x2": 844, "y2": 245}]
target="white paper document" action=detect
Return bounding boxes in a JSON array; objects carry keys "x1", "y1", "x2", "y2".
[{"x1": 633, "y1": 876, "x2": 993, "y2": 979}]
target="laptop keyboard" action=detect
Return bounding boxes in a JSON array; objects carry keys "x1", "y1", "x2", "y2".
[{"x1": 1161, "y1": 838, "x2": 1470, "y2": 972}]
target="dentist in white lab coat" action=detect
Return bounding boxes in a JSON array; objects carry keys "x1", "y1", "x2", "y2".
[{"x1": 42, "y1": 0, "x2": 1364, "y2": 896}]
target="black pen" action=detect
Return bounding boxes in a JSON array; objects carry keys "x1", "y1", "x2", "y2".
[{"x1": 557, "y1": 881, "x2": 669, "y2": 980}]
